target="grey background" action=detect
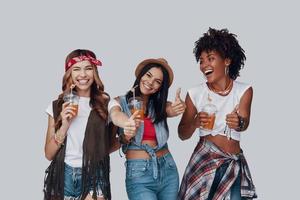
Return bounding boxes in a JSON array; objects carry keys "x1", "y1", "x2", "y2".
[{"x1": 0, "y1": 0, "x2": 299, "y2": 199}]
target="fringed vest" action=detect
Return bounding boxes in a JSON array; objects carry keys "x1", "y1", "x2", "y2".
[{"x1": 43, "y1": 99, "x2": 111, "y2": 200}]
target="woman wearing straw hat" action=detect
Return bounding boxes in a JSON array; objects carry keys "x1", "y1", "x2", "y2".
[{"x1": 109, "y1": 58, "x2": 186, "y2": 200}]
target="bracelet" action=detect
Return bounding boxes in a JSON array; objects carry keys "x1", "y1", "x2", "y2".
[
  {"x1": 54, "y1": 133, "x2": 65, "y2": 145},
  {"x1": 237, "y1": 115, "x2": 246, "y2": 131}
]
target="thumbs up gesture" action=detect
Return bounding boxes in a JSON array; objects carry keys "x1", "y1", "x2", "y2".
[
  {"x1": 225, "y1": 104, "x2": 240, "y2": 130},
  {"x1": 167, "y1": 88, "x2": 186, "y2": 117},
  {"x1": 123, "y1": 110, "x2": 142, "y2": 138}
]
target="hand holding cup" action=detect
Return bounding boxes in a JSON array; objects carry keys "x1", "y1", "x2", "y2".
[
  {"x1": 198, "y1": 103, "x2": 217, "y2": 130},
  {"x1": 124, "y1": 110, "x2": 142, "y2": 138},
  {"x1": 61, "y1": 93, "x2": 79, "y2": 126},
  {"x1": 193, "y1": 112, "x2": 210, "y2": 129}
]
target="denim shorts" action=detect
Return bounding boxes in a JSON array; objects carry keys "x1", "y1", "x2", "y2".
[
  {"x1": 125, "y1": 152, "x2": 179, "y2": 200},
  {"x1": 64, "y1": 163, "x2": 104, "y2": 199}
]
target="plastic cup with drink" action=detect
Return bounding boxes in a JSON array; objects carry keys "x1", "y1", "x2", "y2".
[
  {"x1": 200, "y1": 103, "x2": 217, "y2": 131},
  {"x1": 63, "y1": 92, "x2": 79, "y2": 117},
  {"x1": 128, "y1": 97, "x2": 144, "y2": 120}
]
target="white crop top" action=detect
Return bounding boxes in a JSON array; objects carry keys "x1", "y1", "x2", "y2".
[
  {"x1": 188, "y1": 81, "x2": 251, "y2": 141},
  {"x1": 46, "y1": 97, "x2": 91, "y2": 167}
]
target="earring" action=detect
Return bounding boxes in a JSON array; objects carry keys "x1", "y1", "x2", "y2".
[{"x1": 225, "y1": 67, "x2": 229, "y2": 75}]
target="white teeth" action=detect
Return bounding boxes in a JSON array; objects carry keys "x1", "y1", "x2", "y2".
[
  {"x1": 78, "y1": 80, "x2": 88, "y2": 84},
  {"x1": 204, "y1": 69, "x2": 213, "y2": 75},
  {"x1": 143, "y1": 83, "x2": 151, "y2": 90}
]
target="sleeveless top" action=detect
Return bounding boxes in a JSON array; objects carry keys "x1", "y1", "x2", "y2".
[{"x1": 188, "y1": 81, "x2": 251, "y2": 141}]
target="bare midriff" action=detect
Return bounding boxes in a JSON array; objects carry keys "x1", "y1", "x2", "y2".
[
  {"x1": 204, "y1": 134, "x2": 241, "y2": 154},
  {"x1": 125, "y1": 140, "x2": 169, "y2": 159}
]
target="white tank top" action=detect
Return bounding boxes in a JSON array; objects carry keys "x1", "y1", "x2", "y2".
[
  {"x1": 188, "y1": 81, "x2": 251, "y2": 141},
  {"x1": 46, "y1": 97, "x2": 91, "y2": 167}
]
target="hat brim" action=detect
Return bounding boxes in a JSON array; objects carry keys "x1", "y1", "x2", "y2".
[{"x1": 135, "y1": 58, "x2": 174, "y2": 87}]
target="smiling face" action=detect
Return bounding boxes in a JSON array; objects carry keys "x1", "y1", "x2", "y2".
[
  {"x1": 71, "y1": 60, "x2": 94, "y2": 96},
  {"x1": 139, "y1": 67, "x2": 163, "y2": 97},
  {"x1": 199, "y1": 50, "x2": 231, "y2": 84}
]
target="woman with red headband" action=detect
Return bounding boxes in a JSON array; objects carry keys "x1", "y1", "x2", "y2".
[{"x1": 43, "y1": 49, "x2": 117, "y2": 200}]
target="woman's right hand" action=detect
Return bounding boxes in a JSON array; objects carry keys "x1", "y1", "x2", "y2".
[
  {"x1": 60, "y1": 102, "x2": 77, "y2": 129},
  {"x1": 193, "y1": 111, "x2": 210, "y2": 128},
  {"x1": 123, "y1": 110, "x2": 142, "y2": 140}
]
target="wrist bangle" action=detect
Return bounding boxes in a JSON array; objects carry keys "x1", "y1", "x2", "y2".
[
  {"x1": 237, "y1": 115, "x2": 246, "y2": 131},
  {"x1": 54, "y1": 133, "x2": 65, "y2": 145}
]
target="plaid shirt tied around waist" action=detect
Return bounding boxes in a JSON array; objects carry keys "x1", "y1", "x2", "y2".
[{"x1": 178, "y1": 138, "x2": 257, "y2": 200}]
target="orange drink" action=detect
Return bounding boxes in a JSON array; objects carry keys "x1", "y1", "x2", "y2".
[
  {"x1": 70, "y1": 103, "x2": 79, "y2": 117},
  {"x1": 201, "y1": 103, "x2": 217, "y2": 131},
  {"x1": 202, "y1": 114, "x2": 215, "y2": 130},
  {"x1": 130, "y1": 108, "x2": 145, "y2": 120},
  {"x1": 128, "y1": 97, "x2": 144, "y2": 120},
  {"x1": 63, "y1": 92, "x2": 80, "y2": 117}
]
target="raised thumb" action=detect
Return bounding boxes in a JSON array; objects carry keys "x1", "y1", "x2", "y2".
[{"x1": 175, "y1": 88, "x2": 181, "y2": 101}]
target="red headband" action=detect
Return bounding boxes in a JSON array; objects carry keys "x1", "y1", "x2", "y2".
[{"x1": 65, "y1": 54, "x2": 102, "y2": 71}]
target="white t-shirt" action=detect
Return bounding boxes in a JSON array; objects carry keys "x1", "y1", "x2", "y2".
[
  {"x1": 108, "y1": 98, "x2": 122, "y2": 113},
  {"x1": 46, "y1": 97, "x2": 91, "y2": 167},
  {"x1": 188, "y1": 81, "x2": 251, "y2": 141}
]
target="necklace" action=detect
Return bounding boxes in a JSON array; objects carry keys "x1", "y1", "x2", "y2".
[{"x1": 208, "y1": 79, "x2": 233, "y2": 96}]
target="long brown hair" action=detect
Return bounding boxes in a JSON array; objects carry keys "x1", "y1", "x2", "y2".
[
  {"x1": 44, "y1": 49, "x2": 112, "y2": 200},
  {"x1": 55, "y1": 49, "x2": 110, "y2": 130}
]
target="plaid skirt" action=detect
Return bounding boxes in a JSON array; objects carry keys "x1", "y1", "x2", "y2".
[{"x1": 177, "y1": 138, "x2": 257, "y2": 200}]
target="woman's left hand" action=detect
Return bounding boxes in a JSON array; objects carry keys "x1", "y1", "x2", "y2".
[
  {"x1": 167, "y1": 88, "x2": 186, "y2": 117},
  {"x1": 225, "y1": 108, "x2": 239, "y2": 130}
]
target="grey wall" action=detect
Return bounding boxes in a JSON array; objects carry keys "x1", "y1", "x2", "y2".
[{"x1": 0, "y1": 0, "x2": 299, "y2": 199}]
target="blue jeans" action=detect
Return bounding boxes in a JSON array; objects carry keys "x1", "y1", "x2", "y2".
[
  {"x1": 125, "y1": 153, "x2": 179, "y2": 200},
  {"x1": 208, "y1": 162, "x2": 245, "y2": 200},
  {"x1": 64, "y1": 163, "x2": 103, "y2": 199}
]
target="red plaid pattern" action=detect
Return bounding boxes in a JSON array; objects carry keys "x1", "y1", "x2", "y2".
[{"x1": 178, "y1": 139, "x2": 257, "y2": 200}]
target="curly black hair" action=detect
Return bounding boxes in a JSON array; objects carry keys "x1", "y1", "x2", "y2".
[{"x1": 193, "y1": 28, "x2": 246, "y2": 80}]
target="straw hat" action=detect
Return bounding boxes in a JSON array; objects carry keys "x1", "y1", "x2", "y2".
[{"x1": 135, "y1": 58, "x2": 174, "y2": 87}]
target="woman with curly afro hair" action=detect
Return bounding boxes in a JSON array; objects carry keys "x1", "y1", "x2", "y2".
[{"x1": 177, "y1": 28, "x2": 257, "y2": 200}]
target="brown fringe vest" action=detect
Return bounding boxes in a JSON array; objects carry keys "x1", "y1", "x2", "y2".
[{"x1": 43, "y1": 99, "x2": 112, "y2": 200}]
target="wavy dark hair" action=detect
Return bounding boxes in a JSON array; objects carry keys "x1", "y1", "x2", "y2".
[
  {"x1": 126, "y1": 63, "x2": 169, "y2": 129},
  {"x1": 193, "y1": 28, "x2": 246, "y2": 80}
]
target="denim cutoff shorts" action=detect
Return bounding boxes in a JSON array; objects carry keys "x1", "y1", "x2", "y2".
[{"x1": 64, "y1": 163, "x2": 104, "y2": 199}]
